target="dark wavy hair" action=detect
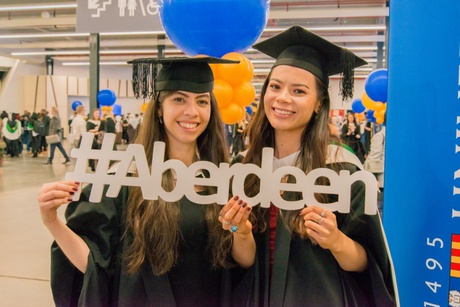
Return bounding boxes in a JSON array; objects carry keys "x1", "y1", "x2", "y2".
[{"x1": 124, "y1": 91, "x2": 233, "y2": 275}]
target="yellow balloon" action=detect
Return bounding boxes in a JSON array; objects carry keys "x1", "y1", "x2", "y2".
[
  {"x1": 195, "y1": 54, "x2": 221, "y2": 79},
  {"x1": 217, "y1": 52, "x2": 253, "y2": 85},
  {"x1": 362, "y1": 92, "x2": 377, "y2": 110},
  {"x1": 374, "y1": 102, "x2": 386, "y2": 112},
  {"x1": 219, "y1": 103, "x2": 245, "y2": 124},
  {"x1": 141, "y1": 103, "x2": 148, "y2": 112},
  {"x1": 213, "y1": 79, "x2": 233, "y2": 108},
  {"x1": 232, "y1": 82, "x2": 256, "y2": 107},
  {"x1": 374, "y1": 110, "x2": 386, "y2": 124}
]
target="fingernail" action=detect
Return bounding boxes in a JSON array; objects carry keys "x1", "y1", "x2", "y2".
[
  {"x1": 242, "y1": 202, "x2": 247, "y2": 208},
  {"x1": 233, "y1": 195, "x2": 239, "y2": 201},
  {"x1": 69, "y1": 192, "x2": 75, "y2": 195},
  {"x1": 237, "y1": 200, "x2": 243, "y2": 205},
  {"x1": 75, "y1": 181, "x2": 80, "y2": 185},
  {"x1": 67, "y1": 198, "x2": 73, "y2": 202},
  {"x1": 246, "y1": 207, "x2": 251, "y2": 212},
  {"x1": 72, "y1": 187, "x2": 78, "y2": 192}
]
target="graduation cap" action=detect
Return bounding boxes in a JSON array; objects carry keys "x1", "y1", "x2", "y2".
[
  {"x1": 128, "y1": 57, "x2": 239, "y2": 99},
  {"x1": 253, "y1": 25, "x2": 367, "y2": 100}
]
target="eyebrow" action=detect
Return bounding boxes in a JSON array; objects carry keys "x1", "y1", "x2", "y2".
[
  {"x1": 270, "y1": 78, "x2": 310, "y2": 90},
  {"x1": 176, "y1": 91, "x2": 211, "y2": 99}
]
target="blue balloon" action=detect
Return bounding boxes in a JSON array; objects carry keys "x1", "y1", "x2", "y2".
[
  {"x1": 159, "y1": 0, "x2": 270, "y2": 57},
  {"x1": 351, "y1": 98, "x2": 365, "y2": 113},
  {"x1": 112, "y1": 104, "x2": 122, "y2": 116},
  {"x1": 97, "y1": 89, "x2": 116, "y2": 106},
  {"x1": 245, "y1": 106, "x2": 253, "y2": 115},
  {"x1": 364, "y1": 69, "x2": 388, "y2": 103},
  {"x1": 71, "y1": 100, "x2": 82, "y2": 111},
  {"x1": 366, "y1": 110, "x2": 376, "y2": 122}
]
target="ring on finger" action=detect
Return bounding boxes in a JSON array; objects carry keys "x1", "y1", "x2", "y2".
[
  {"x1": 320, "y1": 209, "x2": 326, "y2": 217},
  {"x1": 230, "y1": 225, "x2": 238, "y2": 233},
  {"x1": 223, "y1": 219, "x2": 231, "y2": 225},
  {"x1": 219, "y1": 212, "x2": 225, "y2": 218}
]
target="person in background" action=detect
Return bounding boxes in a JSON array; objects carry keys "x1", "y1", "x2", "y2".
[
  {"x1": 127, "y1": 113, "x2": 140, "y2": 144},
  {"x1": 70, "y1": 106, "x2": 86, "y2": 149},
  {"x1": 86, "y1": 108, "x2": 101, "y2": 171},
  {"x1": 98, "y1": 110, "x2": 116, "y2": 149},
  {"x1": 20, "y1": 110, "x2": 31, "y2": 152},
  {"x1": 234, "y1": 26, "x2": 395, "y2": 306},
  {"x1": 364, "y1": 124, "x2": 386, "y2": 218},
  {"x1": 2, "y1": 112, "x2": 22, "y2": 158},
  {"x1": 114, "y1": 115, "x2": 123, "y2": 145},
  {"x1": 231, "y1": 118, "x2": 247, "y2": 157},
  {"x1": 40, "y1": 109, "x2": 51, "y2": 152},
  {"x1": 37, "y1": 56, "x2": 255, "y2": 306},
  {"x1": 341, "y1": 112, "x2": 367, "y2": 163},
  {"x1": 28, "y1": 112, "x2": 41, "y2": 158},
  {"x1": 43, "y1": 107, "x2": 71, "y2": 165}
]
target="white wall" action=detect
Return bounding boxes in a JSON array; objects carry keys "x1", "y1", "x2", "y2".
[{"x1": 0, "y1": 57, "x2": 45, "y2": 113}]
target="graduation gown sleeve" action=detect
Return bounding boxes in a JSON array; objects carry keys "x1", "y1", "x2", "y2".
[{"x1": 50, "y1": 185, "x2": 127, "y2": 307}]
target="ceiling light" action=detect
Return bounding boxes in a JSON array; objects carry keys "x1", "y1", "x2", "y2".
[
  {"x1": 0, "y1": 4, "x2": 76, "y2": 12},
  {"x1": 12, "y1": 50, "x2": 90, "y2": 56},
  {"x1": 12, "y1": 48, "x2": 182, "y2": 56},
  {"x1": 62, "y1": 62, "x2": 129, "y2": 66},
  {"x1": 0, "y1": 33, "x2": 88, "y2": 39}
]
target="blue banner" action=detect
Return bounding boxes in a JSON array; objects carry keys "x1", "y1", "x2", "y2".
[{"x1": 385, "y1": 1, "x2": 460, "y2": 306}]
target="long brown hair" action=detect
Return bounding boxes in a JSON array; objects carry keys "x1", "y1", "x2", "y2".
[
  {"x1": 124, "y1": 91, "x2": 233, "y2": 276},
  {"x1": 242, "y1": 71, "x2": 342, "y2": 235}
]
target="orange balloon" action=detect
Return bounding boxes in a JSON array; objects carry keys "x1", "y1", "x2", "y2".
[
  {"x1": 373, "y1": 101, "x2": 386, "y2": 112},
  {"x1": 245, "y1": 59, "x2": 254, "y2": 83},
  {"x1": 141, "y1": 103, "x2": 148, "y2": 112},
  {"x1": 233, "y1": 82, "x2": 256, "y2": 107},
  {"x1": 217, "y1": 52, "x2": 253, "y2": 85},
  {"x1": 219, "y1": 103, "x2": 245, "y2": 124},
  {"x1": 213, "y1": 79, "x2": 233, "y2": 108},
  {"x1": 194, "y1": 54, "x2": 220, "y2": 78},
  {"x1": 362, "y1": 92, "x2": 377, "y2": 110}
]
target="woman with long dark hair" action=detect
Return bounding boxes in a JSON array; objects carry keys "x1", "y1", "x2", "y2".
[
  {"x1": 235, "y1": 26, "x2": 396, "y2": 306},
  {"x1": 38, "y1": 57, "x2": 255, "y2": 306}
]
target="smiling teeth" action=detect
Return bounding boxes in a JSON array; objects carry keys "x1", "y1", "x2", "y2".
[
  {"x1": 179, "y1": 122, "x2": 198, "y2": 128},
  {"x1": 274, "y1": 108, "x2": 294, "y2": 115}
]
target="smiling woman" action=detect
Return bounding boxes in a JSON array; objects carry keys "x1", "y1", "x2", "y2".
[{"x1": 37, "y1": 56, "x2": 257, "y2": 306}]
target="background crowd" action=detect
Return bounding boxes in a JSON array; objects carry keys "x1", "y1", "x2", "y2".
[{"x1": 0, "y1": 105, "x2": 386, "y2": 179}]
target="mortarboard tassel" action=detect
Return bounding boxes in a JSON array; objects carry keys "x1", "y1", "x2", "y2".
[{"x1": 339, "y1": 50, "x2": 356, "y2": 101}]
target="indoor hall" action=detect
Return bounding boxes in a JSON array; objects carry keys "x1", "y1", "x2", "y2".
[{"x1": 0, "y1": 141, "x2": 74, "y2": 306}]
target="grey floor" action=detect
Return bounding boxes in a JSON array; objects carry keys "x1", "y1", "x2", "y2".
[{"x1": 0, "y1": 141, "x2": 75, "y2": 307}]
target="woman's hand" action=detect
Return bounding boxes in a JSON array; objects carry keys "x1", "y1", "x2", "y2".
[
  {"x1": 38, "y1": 181, "x2": 79, "y2": 226},
  {"x1": 37, "y1": 180, "x2": 90, "y2": 273},
  {"x1": 299, "y1": 205, "x2": 368, "y2": 272},
  {"x1": 218, "y1": 195, "x2": 252, "y2": 236},
  {"x1": 299, "y1": 205, "x2": 341, "y2": 250},
  {"x1": 219, "y1": 196, "x2": 255, "y2": 268}
]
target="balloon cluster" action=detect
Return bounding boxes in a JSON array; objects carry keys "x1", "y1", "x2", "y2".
[
  {"x1": 157, "y1": 0, "x2": 268, "y2": 124},
  {"x1": 210, "y1": 52, "x2": 255, "y2": 124},
  {"x1": 97, "y1": 89, "x2": 122, "y2": 116},
  {"x1": 351, "y1": 69, "x2": 388, "y2": 124}
]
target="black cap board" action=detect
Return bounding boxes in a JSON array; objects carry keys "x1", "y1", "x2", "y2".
[
  {"x1": 128, "y1": 57, "x2": 239, "y2": 99},
  {"x1": 252, "y1": 25, "x2": 367, "y2": 100}
]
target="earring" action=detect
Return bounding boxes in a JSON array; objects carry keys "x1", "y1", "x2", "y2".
[{"x1": 159, "y1": 116, "x2": 163, "y2": 124}]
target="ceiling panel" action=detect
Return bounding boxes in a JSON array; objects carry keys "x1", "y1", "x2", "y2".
[{"x1": 0, "y1": 0, "x2": 388, "y2": 78}]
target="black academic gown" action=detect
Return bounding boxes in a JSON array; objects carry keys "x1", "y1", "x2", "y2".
[
  {"x1": 234, "y1": 154, "x2": 396, "y2": 307},
  {"x1": 50, "y1": 185, "x2": 245, "y2": 307}
]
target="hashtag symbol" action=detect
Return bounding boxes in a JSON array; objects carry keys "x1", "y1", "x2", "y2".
[{"x1": 65, "y1": 132, "x2": 146, "y2": 202}]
